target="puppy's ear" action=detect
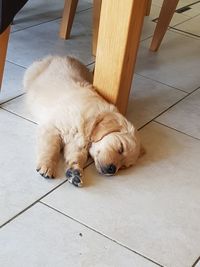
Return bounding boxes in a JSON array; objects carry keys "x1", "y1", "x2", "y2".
[{"x1": 91, "y1": 113, "x2": 121, "y2": 142}]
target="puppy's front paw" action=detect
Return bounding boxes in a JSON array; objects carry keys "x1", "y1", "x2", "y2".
[
  {"x1": 36, "y1": 163, "x2": 56, "y2": 179},
  {"x1": 66, "y1": 168, "x2": 83, "y2": 187}
]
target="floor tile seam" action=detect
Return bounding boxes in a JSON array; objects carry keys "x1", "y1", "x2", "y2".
[
  {"x1": 152, "y1": 1, "x2": 200, "y2": 24},
  {"x1": 0, "y1": 106, "x2": 37, "y2": 125},
  {"x1": 0, "y1": 93, "x2": 25, "y2": 106},
  {"x1": 138, "y1": 85, "x2": 200, "y2": 131},
  {"x1": 139, "y1": 28, "x2": 199, "y2": 51},
  {"x1": 6, "y1": 57, "x2": 94, "y2": 71},
  {"x1": 10, "y1": 6, "x2": 93, "y2": 35},
  {"x1": 39, "y1": 201, "x2": 165, "y2": 267},
  {"x1": 11, "y1": 17, "x2": 61, "y2": 34},
  {"x1": 141, "y1": 21, "x2": 200, "y2": 46},
  {"x1": 151, "y1": 11, "x2": 191, "y2": 28},
  {"x1": 0, "y1": 159, "x2": 93, "y2": 229},
  {"x1": 6, "y1": 60, "x2": 27, "y2": 69},
  {"x1": 0, "y1": 179, "x2": 69, "y2": 229},
  {"x1": 172, "y1": 13, "x2": 200, "y2": 27},
  {"x1": 135, "y1": 73, "x2": 190, "y2": 94},
  {"x1": 169, "y1": 27, "x2": 200, "y2": 39},
  {"x1": 178, "y1": 0, "x2": 200, "y2": 9},
  {"x1": 153, "y1": 120, "x2": 200, "y2": 142},
  {"x1": 192, "y1": 256, "x2": 200, "y2": 267}
]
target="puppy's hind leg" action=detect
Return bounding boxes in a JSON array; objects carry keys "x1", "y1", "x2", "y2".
[
  {"x1": 64, "y1": 144, "x2": 88, "y2": 187},
  {"x1": 36, "y1": 125, "x2": 62, "y2": 179}
]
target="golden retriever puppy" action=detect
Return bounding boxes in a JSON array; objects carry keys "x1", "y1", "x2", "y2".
[{"x1": 24, "y1": 56, "x2": 141, "y2": 187}]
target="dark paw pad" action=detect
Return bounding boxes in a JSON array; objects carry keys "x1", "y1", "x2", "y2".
[{"x1": 66, "y1": 168, "x2": 83, "y2": 187}]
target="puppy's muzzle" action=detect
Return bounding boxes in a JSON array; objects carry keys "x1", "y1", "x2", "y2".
[{"x1": 101, "y1": 164, "x2": 117, "y2": 176}]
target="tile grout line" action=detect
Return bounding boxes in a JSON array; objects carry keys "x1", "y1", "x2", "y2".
[
  {"x1": 177, "y1": 0, "x2": 200, "y2": 10},
  {"x1": 0, "y1": 106, "x2": 37, "y2": 125},
  {"x1": 40, "y1": 201, "x2": 165, "y2": 267},
  {"x1": 170, "y1": 27, "x2": 200, "y2": 39},
  {"x1": 192, "y1": 256, "x2": 200, "y2": 267},
  {"x1": 6, "y1": 60, "x2": 27, "y2": 69},
  {"x1": 11, "y1": 6, "x2": 93, "y2": 34},
  {"x1": 141, "y1": 18, "x2": 200, "y2": 47},
  {"x1": 5, "y1": 59, "x2": 94, "y2": 74},
  {"x1": 171, "y1": 13, "x2": 200, "y2": 28},
  {"x1": 153, "y1": 120, "x2": 200, "y2": 142},
  {"x1": 11, "y1": 17, "x2": 61, "y2": 34},
  {"x1": 138, "y1": 85, "x2": 200, "y2": 132},
  {"x1": 0, "y1": 179, "x2": 67, "y2": 229},
  {"x1": 0, "y1": 93, "x2": 25, "y2": 106},
  {"x1": 0, "y1": 160, "x2": 93, "y2": 229},
  {"x1": 135, "y1": 73, "x2": 190, "y2": 94},
  {"x1": 152, "y1": 9, "x2": 200, "y2": 30},
  {"x1": 171, "y1": 17, "x2": 196, "y2": 28}
]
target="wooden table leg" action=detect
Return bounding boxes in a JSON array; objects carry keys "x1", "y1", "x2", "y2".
[
  {"x1": 59, "y1": 0, "x2": 78, "y2": 39},
  {"x1": 150, "y1": 0, "x2": 179, "y2": 51},
  {"x1": 0, "y1": 26, "x2": 10, "y2": 90},
  {"x1": 92, "y1": 0, "x2": 102, "y2": 56},
  {"x1": 145, "y1": 0, "x2": 152, "y2": 16},
  {"x1": 93, "y1": 0, "x2": 146, "y2": 114}
]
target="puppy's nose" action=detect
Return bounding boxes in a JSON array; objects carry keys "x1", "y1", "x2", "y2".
[{"x1": 105, "y1": 164, "x2": 116, "y2": 174}]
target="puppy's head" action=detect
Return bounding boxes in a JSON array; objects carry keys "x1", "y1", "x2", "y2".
[{"x1": 89, "y1": 112, "x2": 142, "y2": 176}]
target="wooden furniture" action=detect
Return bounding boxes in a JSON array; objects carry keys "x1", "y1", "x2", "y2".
[
  {"x1": 93, "y1": 0, "x2": 147, "y2": 114},
  {"x1": 59, "y1": 0, "x2": 78, "y2": 40},
  {"x1": 0, "y1": 0, "x2": 28, "y2": 90},
  {"x1": 150, "y1": 0, "x2": 179, "y2": 51},
  {"x1": 0, "y1": 26, "x2": 10, "y2": 88},
  {"x1": 60, "y1": 0, "x2": 150, "y2": 113},
  {"x1": 60, "y1": 0, "x2": 152, "y2": 56},
  {"x1": 1, "y1": 0, "x2": 150, "y2": 114}
]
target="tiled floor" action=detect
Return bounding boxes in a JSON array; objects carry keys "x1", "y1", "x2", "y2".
[{"x1": 0, "y1": 0, "x2": 200, "y2": 266}]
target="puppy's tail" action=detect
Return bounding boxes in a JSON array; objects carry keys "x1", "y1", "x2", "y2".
[{"x1": 23, "y1": 56, "x2": 53, "y2": 90}]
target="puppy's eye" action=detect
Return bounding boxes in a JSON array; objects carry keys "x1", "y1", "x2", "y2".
[{"x1": 118, "y1": 142, "x2": 124, "y2": 154}]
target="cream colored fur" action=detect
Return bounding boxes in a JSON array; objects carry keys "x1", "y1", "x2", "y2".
[{"x1": 24, "y1": 56, "x2": 141, "y2": 186}]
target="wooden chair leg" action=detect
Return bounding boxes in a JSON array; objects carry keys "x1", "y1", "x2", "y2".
[
  {"x1": 145, "y1": 0, "x2": 152, "y2": 16},
  {"x1": 92, "y1": 0, "x2": 102, "y2": 56},
  {"x1": 93, "y1": 0, "x2": 146, "y2": 114},
  {"x1": 150, "y1": 0, "x2": 179, "y2": 51},
  {"x1": 59, "y1": 0, "x2": 78, "y2": 39},
  {"x1": 0, "y1": 26, "x2": 10, "y2": 90}
]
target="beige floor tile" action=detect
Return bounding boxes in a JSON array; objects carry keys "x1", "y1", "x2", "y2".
[
  {"x1": 13, "y1": 0, "x2": 92, "y2": 31},
  {"x1": 174, "y1": 14, "x2": 200, "y2": 36},
  {"x1": 7, "y1": 9, "x2": 93, "y2": 68},
  {"x1": 0, "y1": 203, "x2": 158, "y2": 267},
  {"x1": 0, "y1": 109, "x2": 66, "y2": 226},
  {"x1": 0, "y1": 62, "x2": 25, "y2": 104},
  {"x1": 156, "y1": 88, "x2": 200, "y2": 139},
  {"x1": 127, "y1": 74, "x2": 186, "y2": 128},
  {"x1": 136, "y1": 30, "x2": 200, "y2": 92},
  {"x1": 176, "y1": 2, "x2": 200, "y2": 18},
  {"x1": 1, "y1": 95, "x2": 36, "y2": 122}
]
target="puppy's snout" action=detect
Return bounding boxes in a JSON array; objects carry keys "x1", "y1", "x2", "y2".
[{"x1": 102, "y1": 164, "x2": 117, "y2": 175}]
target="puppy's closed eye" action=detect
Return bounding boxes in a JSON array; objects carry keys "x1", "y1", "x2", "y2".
[{"x1": 118, "y1": 142, "x2": 124, "y2": 155}]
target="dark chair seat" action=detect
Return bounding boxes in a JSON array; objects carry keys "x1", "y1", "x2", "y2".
[{"x1": 0, "y1": 0, "x2": 28, "y2": 34}]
